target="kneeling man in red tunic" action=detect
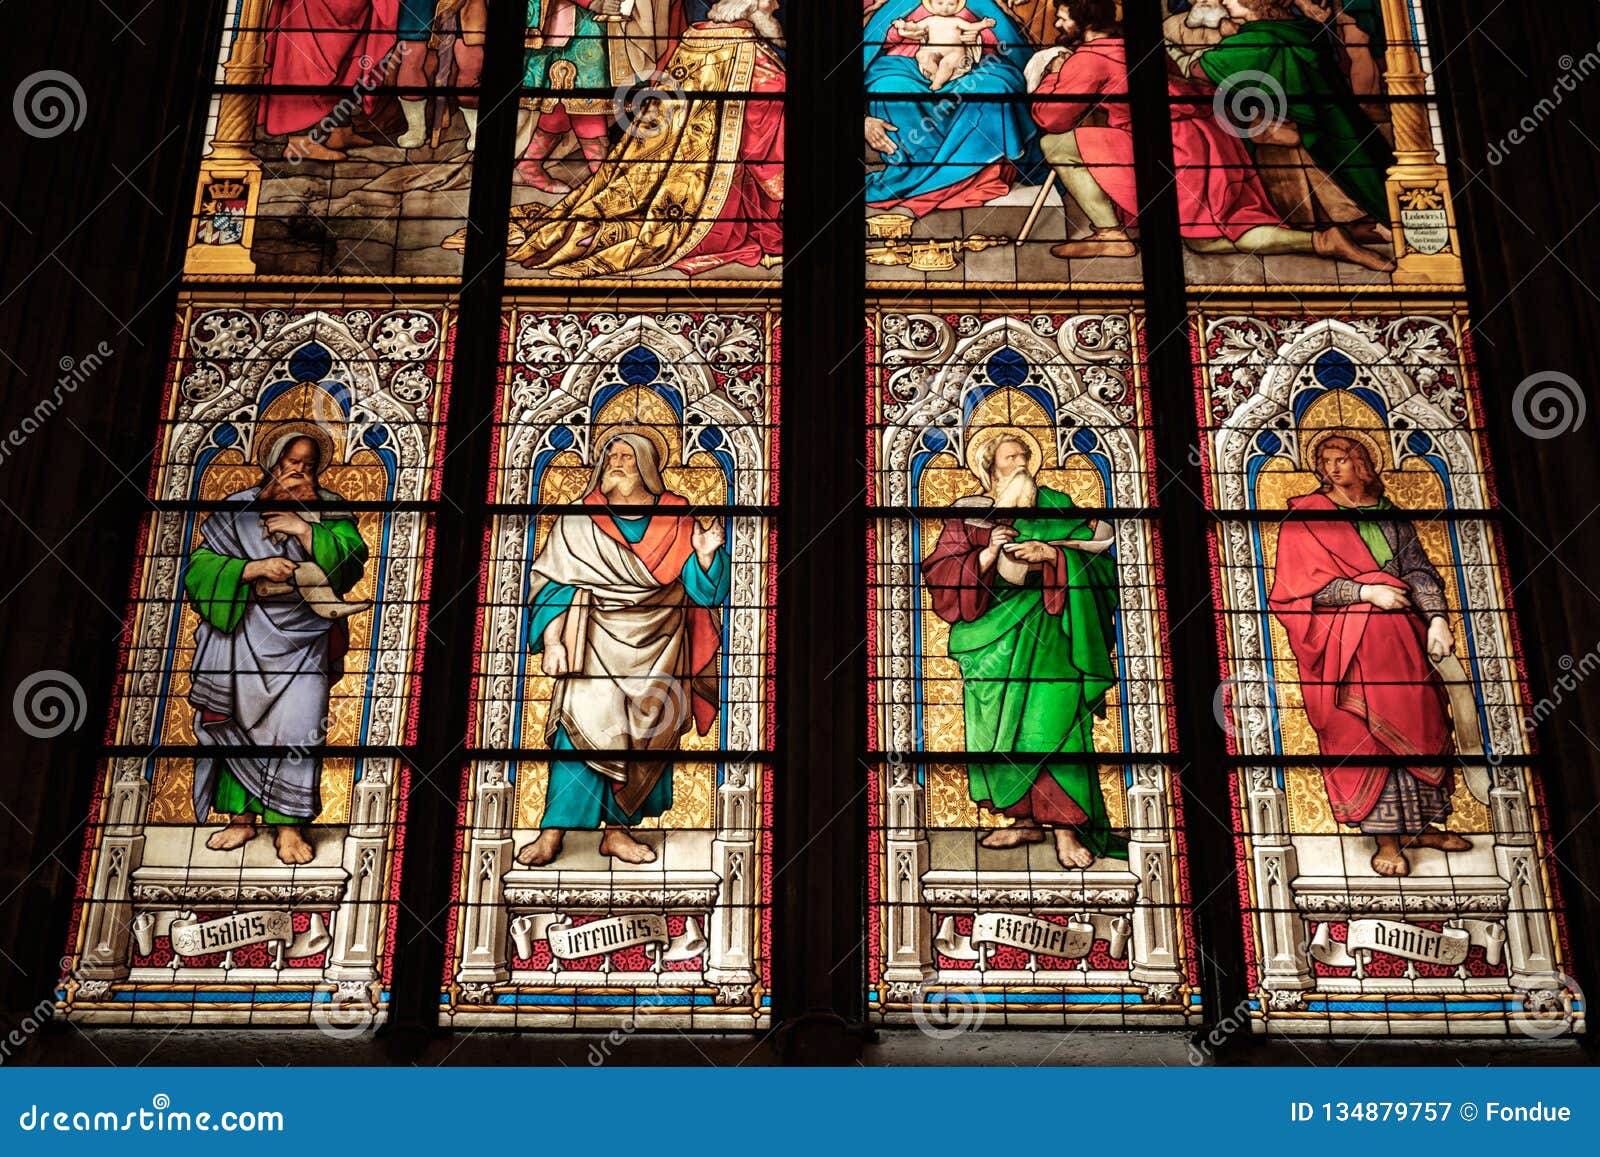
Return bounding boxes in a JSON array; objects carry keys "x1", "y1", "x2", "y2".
[{"x1": 1268, "y1": 432, "x2": 1472, "y2": 877}]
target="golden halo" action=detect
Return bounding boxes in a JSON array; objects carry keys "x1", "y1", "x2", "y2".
[
  {"x1": 594, "y1": 423, "x2": 673, "y2": 471},
  {"x1": 255, "y1": 420, "x2": 338, "y2": 475},
  {"x1": 965, "y1": 426, "x2": 1043, "y2": 487},
  {"x1": 1303, "y1": 427, "x2": 1387, "y2": 480}
]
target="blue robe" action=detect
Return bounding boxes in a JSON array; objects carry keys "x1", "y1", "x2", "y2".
[{"x1": 864, "y1": 0, "x2": 1044, "y2": 208}]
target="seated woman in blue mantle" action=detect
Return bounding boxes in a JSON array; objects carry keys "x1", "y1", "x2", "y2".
[{"x1": 863, "y1": 0, "x2": 1045, "y2": 215}]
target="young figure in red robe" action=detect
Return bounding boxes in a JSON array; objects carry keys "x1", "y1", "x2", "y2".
[
  {"x1": 1028, "y1": 0, "x2": 1391, "y2": 269},
  {"x1": 1268, "y1": 433, "x2": 1472, "y2": 877}
]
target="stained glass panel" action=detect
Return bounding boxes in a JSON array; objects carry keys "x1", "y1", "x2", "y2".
[
  {"x1": 445, "y1": 301, "x2": 777, "y2": 1027},
  {"x1": 866, "y1": 302, "x2": 1197, "y2": 1025},
  {"x1": 504, "y1": 3, "x2": 785, "y2": 284},
  {"x1": 1160, "y1": 0, "x2": 1462, "y2": 290},
  {"x1": 1198, "y1": 306, "x2": 1583, "y2": 1036},
  {"x1": 59, "y1": 297, "x2": 451, "y2": 1024},
  {"x1": 864, "y1": 1, "x2": 1142, "y2": 289},
  {"x1": 191, "y1": 1, "x2": 491, "y2": 278}
]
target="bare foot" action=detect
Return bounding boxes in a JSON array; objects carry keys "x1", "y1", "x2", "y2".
[
  {"x1": 274, "y1": 826, "x2": 315, "y2": 866},
  {"x1": 1412, "y1": 828, "x2": 1471, "y2": 852},
  {"x1": 1314, "y1": 226, "x2": 1397, "y2": 273},
  {"x1": 516, "y1": 829, "x2": 564, "y2": 867},
  {"x1": 286, "y1": 134, "x2": 347, "y2": 162},
  {"x1": 599, "y1": 827, "x2": 657, "y2": 864},
  {"x1": 979, "y1": 819, "x2": 1047, "y2": 849},
  {"x1": 1053, "y1": 828, "x2": 1096, "y2": 869},
  {"x1": 206, "y1": 817, "x2": 258, "y2": 851},
  {"x1": 1371, "y1": 836, "x2": 1410, "y2": 877},
  {"x1": 1345, "y1": 220, "x2": 1393, "y2": 246}
]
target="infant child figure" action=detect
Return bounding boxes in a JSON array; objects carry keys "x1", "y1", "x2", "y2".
[{"x1": 892, "y1": 0, "x2": 999, "y2": 91}]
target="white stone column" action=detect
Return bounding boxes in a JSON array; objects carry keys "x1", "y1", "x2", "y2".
[
  {"x1": 1490, "y1": 768, "x2": 1561, "y2": 988},
  {"x1": 455, "y1": 762, "x2": 515, "y2": 991},
  {"x1": 881, "y1": 759, "x2": 935, "y2": 997},
  {"x1": 75, "y1": 760, "x2": 151, "y2": 986},
  {"x1": 1247, "y1": 769, "x2": 1314, "y2": 995},
  {"x1": 706, "y1": 764, "x2": 760, "y2": 1003},
  {"x1": 1126, "y1": 767, "x2": 1183, "y2": 986},
  {"x1": 325, "y1": 760, "x2": 392, "y2": 985}
]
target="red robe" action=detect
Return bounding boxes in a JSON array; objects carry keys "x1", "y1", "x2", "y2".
[
  {"x1": 261, "y1": 1, "x2": 400, "y2": 137},
  {"x1": 1268, "y1": 493, "x2": 1454, "y2": 824},
  {"x1": 582, "y1": 489, "x2": 722, "y2": 735},
  {"x1": 1030, "y1": 38, "x2": 1283, "y2": 241},
  {"x1": 673, "y1": 33, "x2": 785, "y2": 275}
]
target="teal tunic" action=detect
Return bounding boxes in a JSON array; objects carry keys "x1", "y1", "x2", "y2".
[
  {"x1": 527, "y1": 511, "x2": 730, "y2": 828},
  {"x1": 525, "y1": 0, "x2": 611, "y2": 88}
]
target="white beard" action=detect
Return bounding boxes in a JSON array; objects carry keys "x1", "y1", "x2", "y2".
[
  {"x1": 749, "y1": 12, "x2": 784, "y2": 44},
  {"x1": 990, "y1": 469, "x2": 1038, "y2": 509},
  {"x1": 602, "y1": 473, "x2": 642, "y2": 500},
  {"x1": 1187, "y1": 4, "x2": 1229, "y2": 29}
]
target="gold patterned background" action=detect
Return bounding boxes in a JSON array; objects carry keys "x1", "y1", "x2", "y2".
[
  {"x1": 1280, "y1": 766, "x2": 1489, "y2": 835},
  {"x1": 146, "y1": 755, "x2": 356, "y2": 827}
]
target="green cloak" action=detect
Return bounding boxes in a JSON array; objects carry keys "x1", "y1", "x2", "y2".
[
  {"x1": 947, "y1": 488, "x2": 1123, "y2": 858},
  {"x1": 1198, "y1": 18, "x2": 1396, "y2": 221},
  {"x1": 183, "y1": 517, "x2": 367, "y2": 823}
]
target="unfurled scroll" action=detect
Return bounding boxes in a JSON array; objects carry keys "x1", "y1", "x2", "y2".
[{"x1": 1308, "y1": 918, "x2": 1507, "y2": 969}]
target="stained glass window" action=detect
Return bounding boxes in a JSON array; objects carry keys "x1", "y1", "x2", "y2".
[
  {"x1": 61, "y1": 297, "x2": 451, "y2": 1023},
  {"x1": 506, "y1": 2, "x2": 784, "y2": 284},
  {"x1": 36, "y1": 0, "x2": 1587, "y2": 1049},
  {"x1": 441, "y1": 0, "x2": 786, "y2": 1025},
  {"x1": 445, "y1": 303, "x2": 778, "y2": 1027},
  {"x1": 864, "y1": 0, "x2": 1143, "y2": 290},
  {"x1": 864, "y1": 299, "x2": 1199, "y2": 1024},
  {"x1": 1162, "y1": 0, "x2": 1459, "y2": 290},
  {"x1": 1198, "y1": 308, "x2": 1577, "y2": 1034},
  {"x1": 191, "y1": 2, "x2": 486, "y2": 279},
  {"x1": 1172, "y1": 0, "x2": 1580, "y2": 1036}
]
